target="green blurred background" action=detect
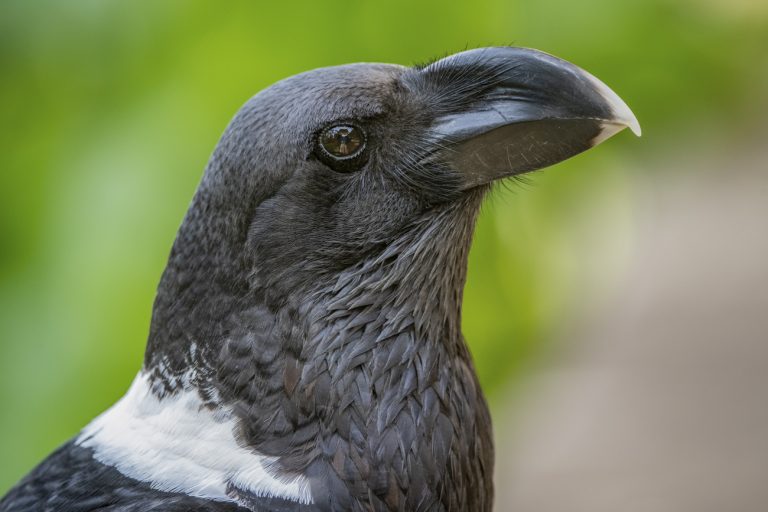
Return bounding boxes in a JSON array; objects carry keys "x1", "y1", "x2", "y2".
[{"x1": 1, "y1": 0, "x2": 767, "y2": 498}]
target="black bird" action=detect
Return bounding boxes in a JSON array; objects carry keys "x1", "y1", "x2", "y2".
[{"x1": 0, "y1": 47, "x2": 639, "y2": 512}]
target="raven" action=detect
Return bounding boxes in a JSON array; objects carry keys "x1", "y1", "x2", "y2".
[{"x1": 0, "y1": 47, "x2": 639, "y2": 512}]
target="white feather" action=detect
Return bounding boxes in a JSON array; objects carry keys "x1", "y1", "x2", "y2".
[{"x1": 77, "y1": 372, "x2": 313, "y2": 504}]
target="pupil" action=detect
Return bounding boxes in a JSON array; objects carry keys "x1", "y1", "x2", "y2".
[{"x1": 321, "y1": 125, "x2": 363, "y2": 159}]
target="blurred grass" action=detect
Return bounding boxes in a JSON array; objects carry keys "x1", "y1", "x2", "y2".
[{"x1": 1, "y1": 0, "x2": 766, "y2": 493}]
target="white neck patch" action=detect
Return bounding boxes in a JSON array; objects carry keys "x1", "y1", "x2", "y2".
[{"x1": 76, "y1": 372, "x2": 313, "y2": 505}]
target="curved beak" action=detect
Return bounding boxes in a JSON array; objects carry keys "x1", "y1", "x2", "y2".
[{"x1": 419, "y1": 47, "x2": 640, "y2": 189}]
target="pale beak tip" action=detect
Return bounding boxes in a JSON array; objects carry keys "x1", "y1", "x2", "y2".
[
  {"x1": 583, "y1": 69, "x2": 641, "y2": 137},
  {"x1": 625, "y1": 114, "x2": 642, "y2": 137}
]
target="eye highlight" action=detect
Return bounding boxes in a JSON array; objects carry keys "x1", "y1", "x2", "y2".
[{"x1": 315, "y1": 124, "x2": 367, "y2": 172}]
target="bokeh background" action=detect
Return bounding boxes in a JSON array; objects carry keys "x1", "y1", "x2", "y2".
[{"x1": 1, "y1": 1, "x2": 767, "y2": 509}]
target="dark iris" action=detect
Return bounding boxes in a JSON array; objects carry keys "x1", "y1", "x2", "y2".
[{"x1": 319, "y1": 125, "x2": 365, "y2": 159}]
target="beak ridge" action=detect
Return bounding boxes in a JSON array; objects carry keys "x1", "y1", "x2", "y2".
[{"x1": 418, "y1": 47, "x2": 641, "y2": 188}]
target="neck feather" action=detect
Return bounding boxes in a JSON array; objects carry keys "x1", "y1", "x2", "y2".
[{"x1": 134, "y1": 189, "x2": 492, "y2": 509}]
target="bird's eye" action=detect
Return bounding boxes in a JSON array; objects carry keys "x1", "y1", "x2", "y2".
[{"x1": 315, "y1": 124, "x2": 367, "y2": 172}]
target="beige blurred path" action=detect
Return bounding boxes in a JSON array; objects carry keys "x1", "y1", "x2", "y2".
[{"x1": 494, "y1": 140, "x2": 768, "y2": 512}]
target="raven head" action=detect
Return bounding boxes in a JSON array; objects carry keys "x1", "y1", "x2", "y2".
[{"x1": 166, "y1": 47, "x2": 638, "y2": 304}]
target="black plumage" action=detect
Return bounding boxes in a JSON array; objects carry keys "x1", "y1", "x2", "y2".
[{"x1": 1, "y1": 47, "x2": 638, "y2": 512}]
